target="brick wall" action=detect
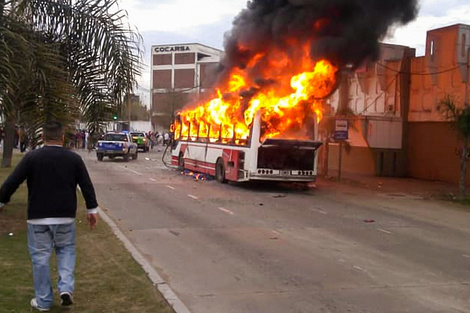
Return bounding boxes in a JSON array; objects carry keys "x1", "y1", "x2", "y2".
[
  {"x1": 175, "y1": 53, "x2": 195, "y2": 64},
  {"x1": 153, "y1": 54, "x2": 172, "y2": 65},
  {"x1": 153, "y1": 70, "x2": 172, "y2": 89},
  {"x1": 174, "y1": 69, "x2": 195, "y2": 88}
]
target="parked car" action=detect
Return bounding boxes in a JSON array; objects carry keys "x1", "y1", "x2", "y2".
[
  {"x1": 96, "y1": 132, "x2": 138, "y2": 162},
  {"x1": 130, "y1": 131, "x2": 150, "y2": 152}
]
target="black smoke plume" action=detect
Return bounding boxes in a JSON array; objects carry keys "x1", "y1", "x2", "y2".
[{"x1": 219, "y1": 0, "x2": 418, "y2": 79}]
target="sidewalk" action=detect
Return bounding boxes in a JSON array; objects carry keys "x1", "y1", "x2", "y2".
[{"x1": 319, "y1": 170, "x2": 459, "y2": 200}]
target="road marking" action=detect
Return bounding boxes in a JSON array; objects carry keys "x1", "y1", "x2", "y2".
[
  {"x1": 463, "y1": 254, "x2": 470, "y2": 259},
  {"x1": 311, "y1": 208, "x2": 327, "y2": 215},
  {"x1": 119, "y1": 165, "x2": 143, "y2": 176},
  {"x1": 353, "y1": 266, "x2": 367, "y2": 272},
  {"x1": 149, "y1": 178, "x2": 157, "y2": 182},
  {"x1": 166, "y1": 185, "x2": 175, "y2": 190},
  {"x1": 188, "y1": 194, "x2": 199, "y2": 200},
  {"x1": 218, "y1": 207, "x2": 234, "y2": 215},
  {"x1": 377, "y1": 228, "x2": 392, "y2": 235}
]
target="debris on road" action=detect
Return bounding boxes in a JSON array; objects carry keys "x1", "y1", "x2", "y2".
[
  {"x1": 181, "y1": 170, "x2": 212, "y2": 182},
  {"x1": 363, "y1": 219, "x2": 375, "y2": 223}
]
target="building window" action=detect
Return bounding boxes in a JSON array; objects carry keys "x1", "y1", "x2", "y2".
[
  {"x1": 175, "y1": 53, "x2": 195, "y2": 65},
  {"x1": 462, "y1": 34, "x2": 467, "y2": 58},
  {"x1": 200, "y1": 63, "x2": 218, "y2": 88},
  {"x1": 430, "y1": 39, "x2": 435, "y2": 61},
  {"x1": 174, "y1": 69, "x2": 195, "y2": 88},
  {"x1": 153, "y1": 70, "x2": 172, "y2": 89},
  {"x1": 153, "y1": 54, "x2": 172, "y2": 65}
]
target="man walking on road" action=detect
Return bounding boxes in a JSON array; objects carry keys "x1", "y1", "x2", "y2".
[{"x1": 0, "y1": 121, "x2": 99, "y2": 311}]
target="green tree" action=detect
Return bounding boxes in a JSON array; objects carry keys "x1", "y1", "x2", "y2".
[
  {"x1": 437, "y1": 94, "x2": 470, "y2": 200},
  {"x1": 0, "y1": 0, "x2": 142, "y2": 167}
]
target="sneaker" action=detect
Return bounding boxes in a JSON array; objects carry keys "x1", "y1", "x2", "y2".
[
  {"x1": 60, "y1": 291, "x2": 74, "y2": 306},
  {"x1": 30, "y1": 298, "x2": 50, "y2": 311}
]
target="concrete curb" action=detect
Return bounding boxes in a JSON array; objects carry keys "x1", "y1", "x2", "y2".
[{"x1": 97, "y1": 207, "x2": 191, "y2": 313}]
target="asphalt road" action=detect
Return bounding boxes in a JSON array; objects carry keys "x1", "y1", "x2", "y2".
[{"x1": 78, "y1": 147, "x2": 470, "y2": 313}]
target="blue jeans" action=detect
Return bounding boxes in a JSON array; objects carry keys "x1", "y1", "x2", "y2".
[{"x1": 27, "y1": 222, "x2": 76, "y2": 309}]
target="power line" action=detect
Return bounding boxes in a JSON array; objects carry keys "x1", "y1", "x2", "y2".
[
  {"x1": 376, "y1": 62, "x2": 465, "y2": 76},
  {"x1": 358, "y1": 74, "x2": 398, "y2": 115}
]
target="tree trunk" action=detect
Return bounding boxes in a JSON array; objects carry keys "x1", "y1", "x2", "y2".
[
  {"x1": 2, "y1": 115, "x2": 16, "y2": 168},
  {"x1": 459, "y1": 139, "x2": 468, "y2": 200}
]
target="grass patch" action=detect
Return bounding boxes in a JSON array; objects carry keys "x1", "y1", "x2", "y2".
[
  {"x1": 456, "y1": 197, "x2": 470, "y2": 207},
  {"x1": 0, "y1": 153, "x2": 175, "y2": 312}
]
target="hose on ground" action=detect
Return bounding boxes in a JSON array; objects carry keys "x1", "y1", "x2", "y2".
[{"x1": 162, "y1": 142, "x2": 176, "y2": 169}]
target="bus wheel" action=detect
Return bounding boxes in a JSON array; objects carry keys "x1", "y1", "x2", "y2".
[
  {"x1": 216, "y1": 159, "x2": 227, "y2": 184},
  {"x1": 178, "y1": 153, "x2": 184, "y2": 171}
]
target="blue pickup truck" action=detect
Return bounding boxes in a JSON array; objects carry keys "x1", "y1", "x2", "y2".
[{"x1": 96, "y1": 132, "x2": 138, "y2": 162}]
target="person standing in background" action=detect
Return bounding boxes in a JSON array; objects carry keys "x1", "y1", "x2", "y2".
[{"x1": 20, "y1": 127, "x2": 29, "y2": 153}]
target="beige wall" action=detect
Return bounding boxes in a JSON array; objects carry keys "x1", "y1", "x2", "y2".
[
  {"x1": 407, "y1": 121, "x2": 470, "y2": 183},
  {"x1": 323, "y1": 120, "x2": 469, "y2": 183},
  {"x1": 322, "y1": 144, "x2": 376, "y2": 176},
  {"x1": 323, "y1": 25, "x2": 470, "y2": 181},
  {"x1": 405, "y1": 24, "x2": 470, "y2": 183},
  {"x1": 409, "y1": 24, "x2": 470, "y2": 123}
]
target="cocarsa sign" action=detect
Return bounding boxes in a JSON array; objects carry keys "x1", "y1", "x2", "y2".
[{"x1": 154, "y1": 46, "x2": 191, "y2": 53}]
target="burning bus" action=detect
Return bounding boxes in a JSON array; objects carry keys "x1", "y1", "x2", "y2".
[
  {"x1": 168, "y1": 0, "x2": 418, "y2": 183},
  {"x1": 170, "y1": 54, "x2": 338, "y2": 183},
  {"x1": 171, "y1": 110, "x2": 323, "y2": 183}
]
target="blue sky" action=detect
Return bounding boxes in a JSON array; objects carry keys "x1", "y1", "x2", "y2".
[{"x1": 123, "y1": 0, "x2": 470, "y2": 106}]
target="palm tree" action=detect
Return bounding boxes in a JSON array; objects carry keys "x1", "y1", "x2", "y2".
[
  {"x1": 0, "y1": 13, "x2": 53, "y2": 166},
  {"x1": 437, "y1": 94, "x2": 470, "y2": 200},
  {"x1": 0, "y1": 0, "x2": 142, "y2": 167}
]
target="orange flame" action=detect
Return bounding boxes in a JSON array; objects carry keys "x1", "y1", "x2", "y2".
[{"x1": 174, "y1": 42, "x2": 338, "y2": 144}]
